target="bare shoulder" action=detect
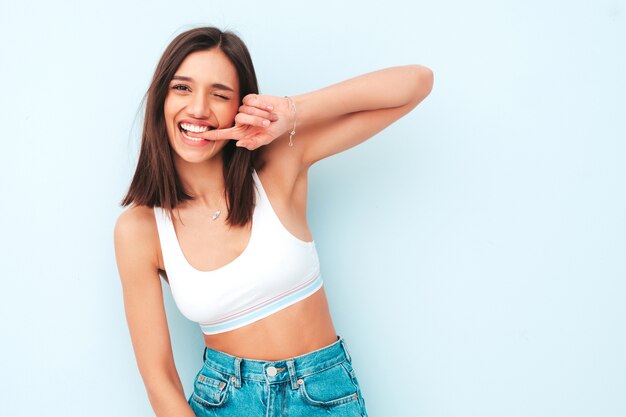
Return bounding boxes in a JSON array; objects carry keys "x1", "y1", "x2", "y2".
[
  {"x1": 115, "y1": 205, "x2": 156, "y2": 237},
  {"x1": 114, "y1": 205, "x2": 161, "y2": 275}
]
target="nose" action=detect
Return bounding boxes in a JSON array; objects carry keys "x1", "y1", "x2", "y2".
[{"x1": 187, "y1": 92, "x2": 211, "y2": 118}]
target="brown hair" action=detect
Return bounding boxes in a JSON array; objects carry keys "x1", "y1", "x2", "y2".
[{"x1": 121, "y1": 27, "x2": 258, "y2": 226}]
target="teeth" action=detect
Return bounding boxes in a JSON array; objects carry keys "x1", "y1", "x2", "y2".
[
  {"x1": 180, "y1": 122, "x2": 210, "y2": 133},
  {"x1": 181, "y1": 129, "x2": 205, "y2": 142}
]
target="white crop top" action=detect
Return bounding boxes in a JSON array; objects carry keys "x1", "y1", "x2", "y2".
[{"x1": 153, "y1": 170, "x2": 323, "y2": 335}]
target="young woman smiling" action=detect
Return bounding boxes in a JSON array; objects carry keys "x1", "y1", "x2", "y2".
[{"x1": 114, "y1": 27, "x2": 433, "y2": 417}]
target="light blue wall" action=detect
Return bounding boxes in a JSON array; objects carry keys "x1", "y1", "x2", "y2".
[{"x1": 1, "y1": 0, "x2": 624, "y2": 416}]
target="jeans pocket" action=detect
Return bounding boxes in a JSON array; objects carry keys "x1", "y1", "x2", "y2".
[
  {"x1": 298, "y1": 362, "x2": 360, "y2": 408},
  {"x1": 190, "y1": 366, "x2": 231, "y2": 409}
]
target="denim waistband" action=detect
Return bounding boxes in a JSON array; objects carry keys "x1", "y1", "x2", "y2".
[{"x1": 201, "y1": 336, "x2": 353, "y2": 388}]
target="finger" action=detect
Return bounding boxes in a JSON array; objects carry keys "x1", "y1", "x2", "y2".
[
  {"x1": 197, "y1": 126, "x2": 238, "y2": 141},
  {"x1": 237, "y1": 142, "x2": 259, "y2": 151},
  {"x1": 238, "y1": 135, "x2": 273, "y2": 150},
  {"x1": 243, "y1": 94, "x2": 274, "y2": 111},
  {"x1": 239, "y1": 105, "x2": 277, "y2": 121},
  {"x1": 235, "y1": 112, "x2": 271, "y2": 128}
]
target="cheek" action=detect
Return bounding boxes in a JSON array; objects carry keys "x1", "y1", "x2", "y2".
[
  {"x1": 215, "y1": 109, "x2": 235, "y2": 128},
  {"x1": 164, "y1": 117, "x2": 176, "y2": 142},
  {"x1": 163, "y1": 104, "x2": 172, "y2": 126},
  {"x1": 163, "y1": 105, "x2": 177, "y2": 142},
  {"x1": 163, "y1": 100, "x2": 179, "y2": 131}
]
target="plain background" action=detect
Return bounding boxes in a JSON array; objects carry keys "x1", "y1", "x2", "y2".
[{"x1": 1, "y1": 0, "x2": 624, "y2": 416}]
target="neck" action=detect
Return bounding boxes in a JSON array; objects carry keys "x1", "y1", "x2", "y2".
[{"x1": 174, "y1": 153, "x2": 226, "y2": 208}]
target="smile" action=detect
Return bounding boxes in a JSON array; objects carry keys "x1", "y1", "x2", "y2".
[
  {"x1": 178, "y1": 122, "x2": 216, "y2": 142},
  {"x1": 180, "y1": 122, "x2": 213, "y2": 133}
]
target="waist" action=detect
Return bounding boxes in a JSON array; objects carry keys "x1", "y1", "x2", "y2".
[
  {"x1": 201, "y1": 335, "x2": 352, "y2": 383},
  {"x1": 202, "y1": 286, "x2": 337, "y2": 360}
]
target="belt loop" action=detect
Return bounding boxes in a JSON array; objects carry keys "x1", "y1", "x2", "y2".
[
  {"x1": 233, "y1": 357, "x2": 242, "y2": 388},
  {"x1": 286, "y1": 359, "x2": 299, "y2": 390},
  {"x1": 340, "y1": 337, "x2": 352, "y2": 363},
  {"x1": 203, "y1": 347, "x2": 208, "y2": 362}
]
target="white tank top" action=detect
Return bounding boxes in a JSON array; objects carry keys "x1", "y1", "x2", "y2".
[{"x1": 153, "y1": 170, "x2": 323, "y2": 335}]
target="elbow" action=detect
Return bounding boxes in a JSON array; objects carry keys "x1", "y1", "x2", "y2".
[
  {"x1": 142, "y1": 366, "x2": 184, "y2": 400},
  {"x1": 144, "y1": 376, "x2": 186, "y2": 412}
]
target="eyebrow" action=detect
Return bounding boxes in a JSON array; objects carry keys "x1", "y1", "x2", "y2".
[{"x1": 171, "y1": 75, "x2": 235, "y2": 92}]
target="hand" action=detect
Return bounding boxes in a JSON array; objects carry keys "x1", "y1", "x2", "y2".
[{"x1": 197, "y1": 94, "x2": 295, "y2": 150}]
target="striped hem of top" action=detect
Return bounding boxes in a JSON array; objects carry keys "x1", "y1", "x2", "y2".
[{"x1": 199, "y1": 274, "x2": 324, "y2": 335}]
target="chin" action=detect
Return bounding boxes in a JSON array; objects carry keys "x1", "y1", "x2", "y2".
[{"x1": 173, "y1": 143, "x2": 226, "y2": 166}]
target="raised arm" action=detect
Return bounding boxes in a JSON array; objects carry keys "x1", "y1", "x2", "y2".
[
  {"x1": 114, "y1": 207, "x2": 196, "y2": 417},
  {"x1": 200, "y1": 64, "x2": 433, "y2": 168},
  {"x1": 289, "y1": 64, "x2": 434, "y2": 166}
]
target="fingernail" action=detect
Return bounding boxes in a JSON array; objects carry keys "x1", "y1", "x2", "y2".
[
  {"x1": 267, "y1": 105, "x2": 274, "y2": 110},
  {"x1": 262, "y1": 120, "x2": 270, "y2": 126}
]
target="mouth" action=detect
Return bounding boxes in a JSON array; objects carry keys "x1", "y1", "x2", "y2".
[{"x1": 178, "y1": 122, "x2": 216, "y2": 142}]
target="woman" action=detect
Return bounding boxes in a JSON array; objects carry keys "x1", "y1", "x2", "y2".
[{"x1": 114, "y1": 26, "x2": 433, "y2": 417}]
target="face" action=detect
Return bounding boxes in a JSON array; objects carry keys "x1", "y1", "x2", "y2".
[{"x1": 164, "y1": 48, "x2": 240, "y2": 165}]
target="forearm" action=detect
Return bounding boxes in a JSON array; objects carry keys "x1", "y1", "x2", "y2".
[
  {"x1": 292, "y1": 64, "x2": 433, "y2": 128},
  {"x1": 146, "y1": 380, "x2": 196, "y2": 417}
]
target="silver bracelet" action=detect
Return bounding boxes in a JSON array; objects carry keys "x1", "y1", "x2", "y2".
[{"x1": 284, "y1": 96, "x2": 297, "y2": 147}]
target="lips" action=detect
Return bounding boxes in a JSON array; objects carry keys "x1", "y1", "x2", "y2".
[
  {"x1": 177, "y1": 121, "x2": 216, "y2": 142},
  {"x1": 179, "y1": 121, "x2": 215, "y2": 132}
]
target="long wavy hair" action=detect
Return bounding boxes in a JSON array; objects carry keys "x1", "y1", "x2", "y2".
[{"x1": 121, "y1": 27, "x2": 258, "y2": 226}]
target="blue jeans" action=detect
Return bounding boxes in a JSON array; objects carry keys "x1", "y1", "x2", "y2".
[{"x1": 187, "y1": 336, "x2": 369, "y2": 416}]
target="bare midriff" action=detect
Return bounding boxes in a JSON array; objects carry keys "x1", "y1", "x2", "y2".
[{"x1": 202, "y1": 286, "x2": 338, "y2": 361}]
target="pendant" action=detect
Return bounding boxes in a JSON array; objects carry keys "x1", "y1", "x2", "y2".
[{"x1": 211, "y1": 210, "x2": 221, "y2": 221}]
